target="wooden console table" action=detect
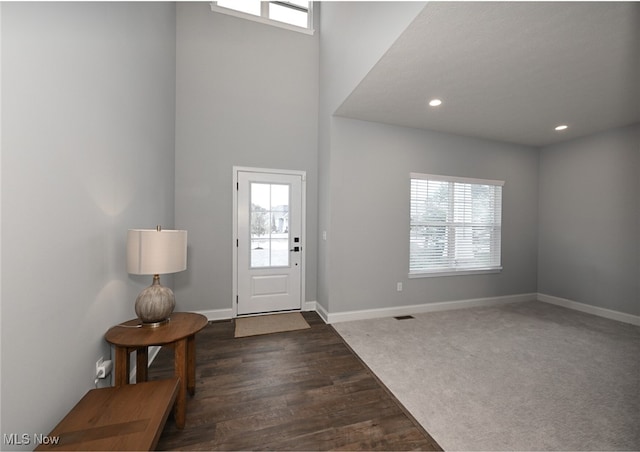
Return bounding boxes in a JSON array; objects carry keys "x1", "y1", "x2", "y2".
[{"x1": 105, "y1": 312, "x2": 208, "y2": 429}]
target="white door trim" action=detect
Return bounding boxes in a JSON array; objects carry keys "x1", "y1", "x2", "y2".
[{"x1": 232, "y1": 166, "x2": 306, "y2": 317}]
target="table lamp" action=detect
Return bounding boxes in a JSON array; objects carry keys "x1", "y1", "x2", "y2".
[{"x1": 127, "y1": 226, "x2": 187, "y2": 327}]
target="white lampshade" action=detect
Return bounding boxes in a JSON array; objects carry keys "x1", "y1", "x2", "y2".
[{"x1": 127, "y1": 229, "x2": 187, "y2": 275}]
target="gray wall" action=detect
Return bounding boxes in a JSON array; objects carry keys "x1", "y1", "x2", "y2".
[
  {"x1": 318, "y1": 1, "x2": 426, "y2": 311},
  {"x1": 173, "y1": 3, "x2": 319, "y2": 312},
  {"x1": 317, "y1": 1, "x2": 538, "y2": 314},
  {"x1": 1, "y1": 2, "x2": 176, "y2": 441},
  {"x1": 538, "y1": 124, "x2": 640, "y2": 315},
  {"x1": 327, "y1": 118, "x2": 539, "y2": 313}
]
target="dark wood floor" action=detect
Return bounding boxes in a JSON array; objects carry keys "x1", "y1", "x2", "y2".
[{"x1": 149, "y1": 311, "x2": 441, "y2": 451}]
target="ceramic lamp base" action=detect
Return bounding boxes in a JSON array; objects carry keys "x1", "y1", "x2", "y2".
[{"x1": 135, "y1": 275, "x2": 175, "y2": 327}]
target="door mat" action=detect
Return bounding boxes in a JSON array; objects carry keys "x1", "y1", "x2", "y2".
[{"x1": 235, "y1": 312, "x2": 310, "y2": 338}]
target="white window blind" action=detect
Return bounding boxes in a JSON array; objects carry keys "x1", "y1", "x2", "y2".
[{"x1": 409, "y1": 173, "x2": 504, "y2": 277}]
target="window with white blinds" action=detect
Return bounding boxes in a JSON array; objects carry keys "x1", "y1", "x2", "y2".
[{"x1": 409, "y1": 173, "x2": 504, "y2": 277}]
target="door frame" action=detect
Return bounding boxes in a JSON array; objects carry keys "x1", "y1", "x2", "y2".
[{"x1": 232, "y1": 166, "x2": 307, "y2": 317}]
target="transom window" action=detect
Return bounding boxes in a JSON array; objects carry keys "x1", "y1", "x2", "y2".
[
  {"x1": 211, "y1": 1, "x2": 313, "y2": 34},
  {"x1": 409, "y1": 173, "x2": 504, "y2": 277}
]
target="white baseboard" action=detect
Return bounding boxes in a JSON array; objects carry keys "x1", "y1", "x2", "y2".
[
  {"x1": 315, "y1": 302, "x2": 330, "y2": 323},
  {"x1": 325, "y1": 293, "x2": 537, "y2": 324},
  {"x1": 193, "y1": 302, "x2": 318, "y2": 322},
  {"x1": 148, "y1": 345, "x2": 161, "y2": 365},
  {"x1": 195, "y1": 308, "x2": 234, "y2": 321},
  {"x1": 537, "y1": 293, "x2": 640, "y2": 326}
]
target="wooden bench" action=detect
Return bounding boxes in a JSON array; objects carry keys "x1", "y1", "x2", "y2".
[{"x1": 35, "y1": 378, "x2": 179, "y2": 451}]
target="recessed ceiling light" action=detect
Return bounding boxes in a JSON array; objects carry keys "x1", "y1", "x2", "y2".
[
  {"x1": 555, "y1": 124, "x2": 568, "y2": 131},
  {"x1": 428, "y1": 99, "x2": 442, "y2": 107}
]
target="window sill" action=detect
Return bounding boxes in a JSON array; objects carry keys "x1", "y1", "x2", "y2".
[
  {"x1": 408, "y1": 268, "x2": 502, "y2": 279},
  {"x1": 210, "y1": 4, "x2": 315, "y2": 36}
]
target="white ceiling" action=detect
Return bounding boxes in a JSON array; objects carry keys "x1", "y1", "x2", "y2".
[{"x1": 335, "y1": 2, "x2": 640, "y2": 147}]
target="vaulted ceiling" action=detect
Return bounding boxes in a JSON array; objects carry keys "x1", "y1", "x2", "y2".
[{"x1": 336, "y1": 2, "x2": 640, "y2": 147}]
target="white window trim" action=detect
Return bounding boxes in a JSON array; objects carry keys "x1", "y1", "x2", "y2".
[
  {"x1": 408, "y1": 268, "x2": 502, "y2": 279},
  {"x1": 409, "y1": 172, "x2": 504, "y2": 278},
  {"x1": 210, "y1": 2, "x2": 315, "y2": 36},
  {"x1": 410, "y1": 172, "x2": 505, "y2": 187}
]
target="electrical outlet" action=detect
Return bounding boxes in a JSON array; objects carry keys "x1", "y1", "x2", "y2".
[{"x1": 96, "y1": 357, "x2": 113, "y2": 379}]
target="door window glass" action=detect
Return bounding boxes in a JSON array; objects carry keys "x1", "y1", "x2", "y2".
[{"x1": 250, "y1": 183, "x2": 290, "y2": 268}]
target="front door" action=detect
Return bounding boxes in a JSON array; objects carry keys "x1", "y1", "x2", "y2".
[{"x1": 235, "y1": 169, "x2": 304, "y2": 315}]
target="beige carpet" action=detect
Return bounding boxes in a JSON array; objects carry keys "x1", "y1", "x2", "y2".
[
  {"x1": 334, "y1": 301, "x2": 640, "y2": 451},
  {"x1": 234, "y1": 312, "x2": 310, "y2": 338}
]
